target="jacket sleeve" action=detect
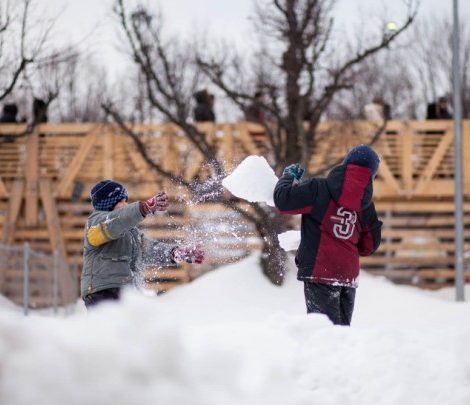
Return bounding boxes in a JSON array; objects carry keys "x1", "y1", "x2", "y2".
[
  {"x1": 139, "y1": 233, "x2": 176, "y2": 267},
  {"x1": 273, "y1": 175, "x2": 318, "y2": 215},
  {"x1": 86, "y1": 202, "x2": 145, "y2": 247},
  {"x1": 358, "y1": 202, "x2": 383, "y2": 256}
]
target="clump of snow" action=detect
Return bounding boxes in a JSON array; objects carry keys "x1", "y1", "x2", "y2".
[
  {"x1": 222, "y1": 156, "x2": 278, "y2": 206},
  {"x1": 1, "y1": 255, "x2": 470, "y2": 404},
  {"x1": 278, "y1": 230, "x2": 301, "y2": 251}
]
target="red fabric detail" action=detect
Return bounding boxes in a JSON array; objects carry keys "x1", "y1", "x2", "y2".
[
  {"x1": 279, "y1": 206, "x2": 313, "y2": 215},
  {"x1": 338, "y1": 165, "x2": 371, "y2": 211},
  {"x1": 358, "y1": 228, "x2": 373, "y2": 256},
  {"x1": 310, "y1": 200, "x2": 361, "y2": 285}
]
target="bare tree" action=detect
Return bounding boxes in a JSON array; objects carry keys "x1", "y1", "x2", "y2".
[
  {"x1": 407, "y1": 16, "x2": 470, "y2": 118},
  {"x1": 105, "y1": 0, "x2": 292, "y2": 285},
  {"x1": 106, "y1": 0, "x2": 417, "y2": 285},
  {"x1": 35, "y1": 51, "x2": 109, "y2": 122},
  {"x1": 0, "y1": 0, "x2": 56, "y2": 103},
  {"x1": 197, "y1": 0, "x2": 418, "y2": 174},
  {"x1": 326, "y1": 46, "x2": 421, "y2": 120}
]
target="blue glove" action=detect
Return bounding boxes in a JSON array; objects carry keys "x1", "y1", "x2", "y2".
[{"x1": 283, "y1": 163, "x2": 305, "y2": 181}]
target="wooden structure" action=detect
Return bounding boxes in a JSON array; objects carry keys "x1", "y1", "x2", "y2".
[{"x1": 0, "y1": 120, "x2": 469, "y2": 306}]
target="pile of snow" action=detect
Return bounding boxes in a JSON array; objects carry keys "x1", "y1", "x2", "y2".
[
  {"x1": 1, "y1": 255, "x2": 470, "y2": 405},
  {"x1": 2, "y1": 155, "x2": 469, "y2": 404},
  {"x1": 222, "y1": 155, "x2": 278, "y2": 206}
]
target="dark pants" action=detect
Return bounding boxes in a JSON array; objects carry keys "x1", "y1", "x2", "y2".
[
  {"x1": 83, "y1": 288, "x2": 121, "y2": 309},
  {"x1": 303, "y1": 282, "x2": 356, "y2": 326}
]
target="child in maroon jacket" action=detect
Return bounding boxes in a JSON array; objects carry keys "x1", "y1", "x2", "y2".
[{"x1": 274, "y1": 145, "x2": 383, "y2": 325}]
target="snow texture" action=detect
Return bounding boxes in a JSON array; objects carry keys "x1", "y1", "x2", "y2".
[
  {"x1": 222, "y1": 156, "x2": 278, "y2": 206},
  {"x1": 0, "y1": 255, "x2": 470, "y2": 405},
  {"x1": 2, "y1": 156, "x2": 470, "y2": 404},
  {"x1": 278, "y1": 230, "x2": 301, "y2": 251}
]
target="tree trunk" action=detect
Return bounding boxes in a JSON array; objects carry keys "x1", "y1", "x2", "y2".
[
  {"x1": 252, "y1": 204, "x2": 292, "y2": 285},
  {"x1": 260, "y1": 227, "x2": 288, "y2": 285}
]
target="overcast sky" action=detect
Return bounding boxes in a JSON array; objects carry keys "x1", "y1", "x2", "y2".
[{"x1": 41, "y1": 0, "x2": 470, "y2": 79}]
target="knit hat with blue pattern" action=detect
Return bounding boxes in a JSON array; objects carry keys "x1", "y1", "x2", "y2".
[
  {"x1": 343, "y1": 144, "x2": 380, "y2": 176},
  {"x1": 90, "y1": 180, "x2": 128, "y2": 211}
]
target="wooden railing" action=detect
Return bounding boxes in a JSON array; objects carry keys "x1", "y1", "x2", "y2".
[{"x1": 0, "y1": 120, "x2": 470, "y2": 306}]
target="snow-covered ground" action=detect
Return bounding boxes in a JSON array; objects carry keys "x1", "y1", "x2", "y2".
[
  {"x1": 1, "y1": 155, "x2": 469, "y2": 404},
  {"x1": 0, "y1": 254, "x2": 469, "y2": 405}
]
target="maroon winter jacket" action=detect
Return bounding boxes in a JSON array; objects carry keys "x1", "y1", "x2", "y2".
[{"x1": 274, "y1": 163, "x2": 382, "y2": 287}]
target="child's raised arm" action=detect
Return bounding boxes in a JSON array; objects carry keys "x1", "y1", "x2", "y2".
[{"x1": 273, "y1": 165, "x2": 318, "y2": 215}]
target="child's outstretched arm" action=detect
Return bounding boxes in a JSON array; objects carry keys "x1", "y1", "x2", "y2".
[
  {"x1": 86, "y1": 192, "x2": 168, "y2": 248},
  {"x1": 358, "y1": 202, "x2": 383, "y2": 256},
  {"x1": 139, "y1": 233, "x2": 177, "y2": 266},
  {"x1": 86, "y1": 202, "x2": 146, "y2": 247},
  {"x1": 273, "y1": 165, "x2": 318, "y2": 215}
]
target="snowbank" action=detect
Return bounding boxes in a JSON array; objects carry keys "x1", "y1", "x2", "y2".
[
  {"x1": 2, "y1": 157, "x2": 470, "y2": 404},
  {"x1": 1, "y1": 255, "x2": 469, "y2": 405}
]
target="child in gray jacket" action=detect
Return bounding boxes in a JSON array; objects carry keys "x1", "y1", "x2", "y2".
[{"x1": 81, "y1": 180, "x2": 204, "y2": 308}]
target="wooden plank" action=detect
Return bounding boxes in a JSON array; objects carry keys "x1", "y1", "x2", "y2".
[
  {"x1": 162, "y1": 133, "x2": 180, "y2": 188},
  {"x1": 376, "y1": 157, "x2": 401, "y2": 195},
  {"x1": 39, "y1": 179, "x2": 75, "y2": 304},
  {"x1": 401, "y1": 122, "x2": 413, "y2": 196},
  {"x1": 25, "y1": 129, "x2": 39, "y2": 226},
  {"x1": 415, "y1": 129, "x2": 453, "y2": 194},
  {"x1": 1, "y1": 180, "x2": 24, "y2": 244},
  {"x1": 57, "y1": 129, "x2": 98, "y2": 198},
  {"x1": 144, "y1": 268, "x2": 190, "y2": 282},
  {"x1": 0, "y1": 179, "x2": 24, "y2": 291},
  {"x1": 238, "y1": 122, "x2": 262, "y2": 155},
  {"x1": 221, "y1": 124, "x2": 235, "y2": 172},
  {"x1": 145, "y1": 282, "x2": 184, "y2": 293},
  {"x1": 102, "y1": 127, "x2": 115, "y2": 179},
  {"x1": 361, "y1": 256, "x2": 455, "y2": 265},
  {"x1": 0, "y1": 175, "x2": 7, "y2": 197},
  {"x1": 375, "y1": 201, "x2": 470, "y2": 212},
  {"x1": 463, "y1": 121, "x2": 470, "y2": 194}
]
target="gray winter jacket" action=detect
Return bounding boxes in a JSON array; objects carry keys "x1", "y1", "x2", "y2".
[{"x1": 80, "y1": 202, "x2": 175, "y2": 298}]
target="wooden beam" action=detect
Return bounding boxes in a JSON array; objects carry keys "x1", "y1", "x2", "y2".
[
  {"x1": 39, "y1": 179, "x2": 75, "y2": 304},
  {"x1": 102, "y1": 126, "x2": 115, "y2": 179},
  {"x1": 238, "y1": 122, "x2": 262, "y2": 155},
  {"x1": 400, "y1": 122, "x2": 413, "y2": 197},
  {"x1": 463, "y1": 121, "x2": 470, "y2": 194},
  {"x1": 0, "y1": 179, "x2": 23, "y2": 291},
  {"x1": 25, "y1": 129, "x2": 39, "y2": 226},
  {"x1": 162, "y1": 133, "x2": 180, "y2": 188},
  {"x1": 221, "y1": 124, "x2": 234, "y2": 172},
  {"x1": 1, "y1": 180, "x2": 24, "y2": 244},
  {"x1": 57, "y1": 128, "x2": 98, "y2": 198},
  {"x1": 415, "y1": 129, "x2": 453, "y2": 194},
  {"x1": 184, "y1": 152, "x2": 204, "y2": 182},
  {"x1": 0, "y1": 175, "x2": 7, "y2": 197},
  {"x1": 377, "y1": 158, "x2": 402, "y2": 195}
]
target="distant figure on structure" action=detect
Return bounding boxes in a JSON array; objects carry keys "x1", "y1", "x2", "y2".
[
  {"x1": 245, "y1": 91, "x2": 266, "y2": 123},
  {"x1": 364, "y1": 96, "x2": 391, "y2": 121},
  {"x1": 33, "y1": 98, "x2": 48, "y2": 123},
  {"x1": 426, "y1": 96, "x2": 452, "y2": 120},
  {"x1": 274, "y1": 145, "x2": 383, "y2": 326},
  {"x1": 0, "y1": 103, "x2": 19, "y2": 123},
  {"x1": 194, "y1": 89, "x2": 215, "y2": 122}
]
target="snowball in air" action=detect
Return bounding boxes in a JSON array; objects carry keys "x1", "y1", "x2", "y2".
[{"x1": 222, "y1": 156, "x2": 278, "y2": 206}]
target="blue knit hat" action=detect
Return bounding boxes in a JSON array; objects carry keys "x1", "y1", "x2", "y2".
[
  {"x1": 343, "y1": 144, "x2": 380, "y2": 176},
  {"x1": 90, "y1": 180, "x2": 128, "y2": 211}
]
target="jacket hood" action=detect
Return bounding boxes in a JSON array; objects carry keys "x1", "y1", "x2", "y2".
[{"x1": 326, "y1": 164, "x2": 374, "y2": 211}]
